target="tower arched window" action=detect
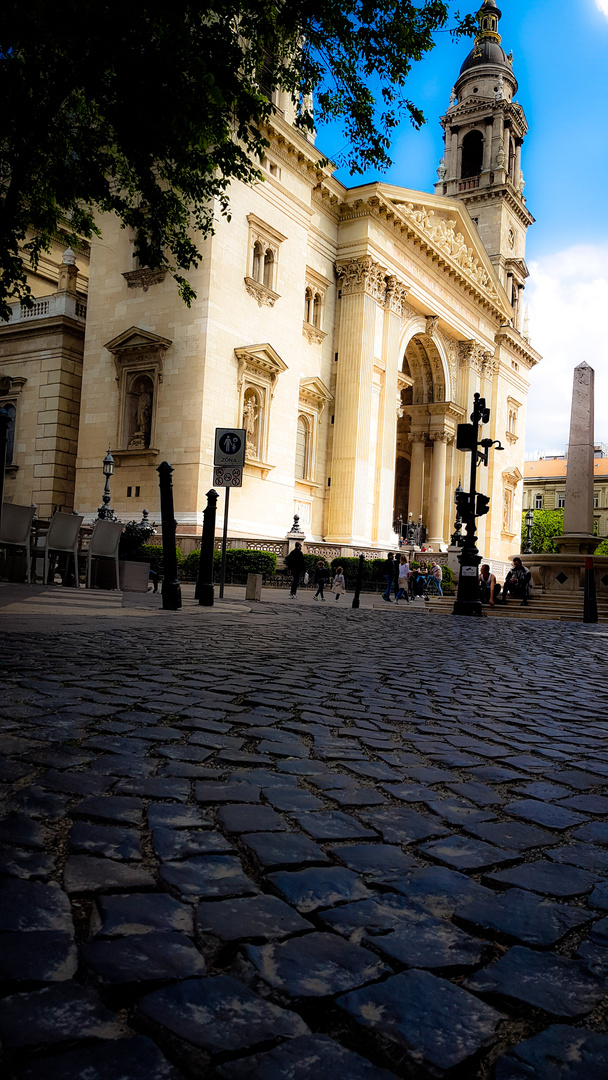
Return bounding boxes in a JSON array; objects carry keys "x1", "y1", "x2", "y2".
[
  {"x1": 252, "y1": 242, "x2": 263, "y2": 283},
  {"x1": 461, "y1": 130, "x2": 484, "y2": 179},
  {"x1": 295, "y1": 414, "x2": 310, "y2": 479},
  {"x1": 304, "y1": 287, "x2": 312, "y2": 323},
  {"x1": 263, "y1": 249, "x2": 274, "y2": 290},
  {"x1": 312, "y1": 293, "x2": 321, "y2": 328}
]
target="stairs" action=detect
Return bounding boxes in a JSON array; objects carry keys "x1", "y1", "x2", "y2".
[{"x1": 427, "y1": 591, "x2": 608, "y2": 622}]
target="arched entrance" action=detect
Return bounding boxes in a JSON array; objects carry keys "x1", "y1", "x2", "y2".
[{"x1": 394, "y1": 329, "x2": 453, "y2": 547}]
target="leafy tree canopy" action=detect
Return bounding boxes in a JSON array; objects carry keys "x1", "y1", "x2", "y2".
[
  {"x1": 0, "y1": 0, "x2": 474, "y2": 319},
  {"x1": 521, "y1": 509, "x2": 565, "y2": 554}
]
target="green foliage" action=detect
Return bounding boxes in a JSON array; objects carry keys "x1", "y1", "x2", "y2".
[
  {"x1": 593, "y1": 537, "x2": 608, "y2": 555},
  {"x1": 0, "y1": 1, "x2": 475, "y2": 319},
  {"x1": 441, "y1": 565, "x2": 453, "y2": 586},
  {"x1": 142, "y1": 544, "x2": 183, "y2": 569},
  {"x1": 180, "y1": 550, "x2": 202, "y2": 581},
  {"x1": 303, "y1": 554, "x2": 330, "y2": 576},
  {"x1": 371, "y1": 558, "x2": 389, "y2": 581},
  {"x1": 521, "y1": 510, "x2": 564, "y2": 554},
  {"x1": 330, "y1": 556, "x2": 372, "y2": 581},
  {"x1": 118, "y1": 518, "x2": 156, "y2": 560},
  {"x1": 223, "y1": 549, "x2": 277, "y2": 579}
]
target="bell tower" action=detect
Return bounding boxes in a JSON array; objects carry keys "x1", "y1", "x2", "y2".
[{"x1": 434, "y1": 0, "x2": 533, "y2": 330}]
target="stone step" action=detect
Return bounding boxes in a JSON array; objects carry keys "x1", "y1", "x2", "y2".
[{"x1": 426, "y1": 595, "x2": 608, "y2": 622}]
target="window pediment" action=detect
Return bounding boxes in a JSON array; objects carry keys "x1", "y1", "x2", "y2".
[
  {"x1": 299, "y1": 377, "x2": 332, "y2": 409},
  {"x1": 235, "y1": 343, "x2": 288, "y2": 389}
]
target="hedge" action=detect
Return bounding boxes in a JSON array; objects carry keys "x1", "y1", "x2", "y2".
[
  {"x1": 330, "y1": 556, "x2": 373, "y2": 581},
  {"x1": 180, "y1": 548, "x2": 277, "y2": 582},
  {"x1": 142, "y1": 544, "x2": 183, "y2": 569},
  {"x1": 303, "y1": 553, "x2": 330, "y2": 576}
]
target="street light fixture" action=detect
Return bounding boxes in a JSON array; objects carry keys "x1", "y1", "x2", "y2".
[
  {"x1": 522, "y1": 507, "x2": 534, "y2": 554},
  {"x1": 97, "y1": 446, "x2": 116, "y2": 520}
]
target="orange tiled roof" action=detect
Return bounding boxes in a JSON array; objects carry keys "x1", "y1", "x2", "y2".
[{"x1": 524, "y1": 458, "x2": 608, "y2": 479}]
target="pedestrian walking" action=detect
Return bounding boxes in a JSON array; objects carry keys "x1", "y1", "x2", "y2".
[
  {"x1": 331, "y1": 566, "x2": 346, "y2": 600},
  {"x1": 313, "y1": 560, "x2": 330, "y2": 601},
  {"x1": 382, "y1": 552, "x2": 395, "y2": 602},
  {"x1": 396, "y1": 554, "x2": 411, "y2": 602},
  {"x1": 285, "y1": 542, "x2": 306, "y2": 598},
  {"x1": 429, "y1": 560, "x2": 443, "y2": 597}
]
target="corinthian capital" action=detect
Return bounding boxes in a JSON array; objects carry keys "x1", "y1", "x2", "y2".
[
  {"x1": 430, "y1": 430, "x2": 451, "y2": 443},
  {"x1": 408, "y1": 432, "x2": 427, "y2": 444},
  {"x1": 336, "y1": 256, "x2": 390, "y2": 303}
]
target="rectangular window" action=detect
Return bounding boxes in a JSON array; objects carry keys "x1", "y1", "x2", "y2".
[
  {"x1": 535, "y1": 494, "x2": 543, "y2": 509},
  {"x1": 127, "y1": 486, "x2": 132, "y2": 497},
  {"x1": 594, "y1": 495, "x2": 599, "y2": 508},
  {"x1": 135, "y1": 486, "x2": 141, "y2": 498},
  {"x1": 557, "y1": 495, "x2": 565, "y2": 508}
]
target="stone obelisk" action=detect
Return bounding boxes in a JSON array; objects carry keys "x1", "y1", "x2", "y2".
[{"x1": 556, "y1": 361, "x2": 598, "y2": 554}]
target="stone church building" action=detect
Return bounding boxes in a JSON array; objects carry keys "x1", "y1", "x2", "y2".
[{"x1": 1, "y1": 1, "x2": 540, "y2": 564}]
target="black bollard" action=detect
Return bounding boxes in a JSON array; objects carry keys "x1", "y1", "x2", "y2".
[
  {"x1": 584, "y1": 556, "x2": 598, "y2": 624},
  {"x1": 156, "y1": 461, "x2": 182, "y2": 611},
  {"x1": 196, "y1": 489, "x2": 218, "y2": 606},
  {"x1": 351, "y1": 554, "x2": 366, "y2": 609},
  {"x1": 0, "y1": 408, "x2": 11, "y2": 534}
]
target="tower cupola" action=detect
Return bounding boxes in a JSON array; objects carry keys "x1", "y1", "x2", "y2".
[{"x1": 433, "y1": 1, "x2": 534, "y2": 326}]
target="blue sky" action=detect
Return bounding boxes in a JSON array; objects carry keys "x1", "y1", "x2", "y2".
[{"x1": 316, "y1": 1, "x2": 608, "y2": 453}]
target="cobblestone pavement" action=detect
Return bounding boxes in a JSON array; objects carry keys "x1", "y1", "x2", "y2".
[{"x1": 1, "y1": 597, "x2": 608, "y2": 1079}]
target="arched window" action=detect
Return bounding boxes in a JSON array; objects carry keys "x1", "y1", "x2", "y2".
[
  {"x1": 461, "y1": 130, "x2": 484, "y2": 179},
  {"x1": 312, "y1": 293, "x2": 321, "y2": 328},
  {"x1": 295, "y1": 415, "x2": 309, "y2": 479},
  {"x1": 252, "y1": 242, "x2": 263, "y2": 283},
  {"x1": 1, "y1": 402, "x2": 16, "y2": 464},
  {"x1": 263, "y1": 249, "x2": 274, "y2": 289},
  {"x1": 304, "y1": 287, "x2": 312, "y2": 323}
]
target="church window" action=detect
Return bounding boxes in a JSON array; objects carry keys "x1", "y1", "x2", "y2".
[
  {"x1": 312, "y1": 293, "x2": 321, "y2": 328},
  {"x1": 295, "y1": 415, "x2": 310, "y2": 479},
  {"x1": 535, "y1": 493, "x2": 543, "y2": 510},
  {"x1": 0, "y1": 401, "x2": 16, "y2": 465},
  {"x1": 557, "y1": 494, "x2": 565, "y2": 508},
  {"x1": 304, "y1": 287, "x2": 313, "y2": 323},
  {"x1": 245, "y1": 215, "x2": 286, "y2": 307},
  {"x1": 594, "y1": 494, "x2": 599, "y2": 509},
  {"x1": 302, "y1": 267, "x2": 330, "y2": 343},
  {"x1": 461, "y1": 130, "x2": 483, "y2": 179}
]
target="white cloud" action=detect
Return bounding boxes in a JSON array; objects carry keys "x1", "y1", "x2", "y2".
[
  {"x1": 525, "y1": 244, "x2": 608, "y2": 454},
  {"x1": 596, "y1": 0, "x2": 608, "y2": 16}
]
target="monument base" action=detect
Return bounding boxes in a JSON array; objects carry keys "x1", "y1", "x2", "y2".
[
  {"x1": 524, "y1": 552, "x2": 608, "y2": 595},
  {"x1": 554, "y1": 534, "x2": 599, "y2": 555}
]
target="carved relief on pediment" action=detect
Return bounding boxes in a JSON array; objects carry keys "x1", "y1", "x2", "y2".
[{"x1": 399, "y1": 202, "x2": 500, "y2": 303}]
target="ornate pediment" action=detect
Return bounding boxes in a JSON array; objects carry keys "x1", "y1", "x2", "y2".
[
  {"x1": 299, "y1": 376, "x2": 332, "y2": 408},
  {"x1": 234, "y1": 343, "x2": 288, "y2": 381},
  {"x1": 104, "y1": 327, "x2": 172, "y2": 355}
]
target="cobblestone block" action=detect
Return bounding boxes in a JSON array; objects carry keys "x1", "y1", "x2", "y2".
[
  {"x1": 0, "y1": 983, "x2": 124, "y2": 1047},
  {"x1": 81, "y1": 933, "x2": 206, "y2": 986},
  {"x1": 420, "y1": 835, "x2": 518, "y2": 871},
  {"x1": 292, "y1": 811, "x2": 377, "y2": 841},
  {"x1": 138, "y1": 974, "x2": 308, "y2": 1053},
  {"x1": 329, "y1": 843, "x2": 420, "y2": 883},
  {"x1": 68, "y1": 822, "x2": 142, "y2": 861},
  {"x1": 93, "y1": 894, "x2": 194, "y2": 937},
  {"x1": 215, "y1": 1033, "x2": 400, "y2": 1080},
  {"x1": 195, "y1": 782, "x2": 261, "y2": 803},
  {"x1": 465, "y1": 945, "x2": 605, "y2": 1016},
  {"x1": 197, "y1": 894, "x2": 312, "y2": 941},
  {"x1": 147, "y1": 805, "x2": 212, "y2": 829},
  {"x1": 245, "y1": 931, "x2": 389, "y2": 997},
  {"x1": 217, "y1": 804, "x2": 288, "y2": 833},
  {"x1": 63, "y1": 856, "x2": 155, "y2": 894},
  {"x1": 152, "y1": 828, "x2": 235, "y2": 860},
  {"x1": 0, "y1": 812, "x2": 50, "y2": 850},
  {"x1": 359, "y1": 807, "x2": 449, "y2": 844},
  {"x1": 241, "y1": 831, "x2": 329, "y2": 869},
  {"x1": 0, "y1": 931, "x2": 77, "y2": 984},
  {"x1": 338, "y1": 968, "x2": 502, "y2": 1071},
  {"x1": 455, "y1": 887, "x2": 592, "y2": 945},
  {"x1": 466, "y1": 820, "x2": 555, "y2": 850},
  {"x1": 487, "y1": 859, "x2": 599, "y2": 897},
  {"x1": 269, "y1": 866, "x2": 372, "y2": 912},
  {"x1": 72, "y1": 795, "x2": 144, "y2": 825},
  {"x1": 495, "y1": 1024, "x2": 608, "y2": 1079},
  {"x1": 159, "y1": 855, "x2": 258, "y2": 899},
  {"x1": 0, "y1": 879, "x2": 73, "y2": 933},
  {"x1": 15, "y1": 1034, "x2": 185, "y2": 1079},
  {"x1": 0, "y1": 847, "x2": 55, "y2": 881},
  {"x1": 504, "y1": 799, "x2": 588, "y2": 830},
  {"x1": 547, "y1": 843, "x2": 608, "y2": 874},
  {"x1": 263, "y1": 787, "x2": 324, "y2": 812}
]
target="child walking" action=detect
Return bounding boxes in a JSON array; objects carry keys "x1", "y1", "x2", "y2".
[
  {"x1": 331, "y1": 566, "x2": 346, "y2": 600},
  {"x1": 313, "y1": 560, "x2": 330, "y2": 601}
]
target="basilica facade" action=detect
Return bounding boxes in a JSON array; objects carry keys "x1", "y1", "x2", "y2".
[{"x1": 2, "y1": 1, "x2": 540, "y2": 566}]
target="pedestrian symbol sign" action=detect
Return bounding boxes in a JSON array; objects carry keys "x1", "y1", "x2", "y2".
[{"x1": 214, "y1": 428, "x2": 246, "y2": 468}]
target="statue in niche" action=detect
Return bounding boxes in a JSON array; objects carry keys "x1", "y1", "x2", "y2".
[
  {"x1": 128, "y1": 376, "x2": 153, "y2": 449},
  {"x1": 436, "y1": 157, "x2": 446, "y2": 180},
  {"x1": 243, "y1": 391, "x2": 259, "y2": 460}
]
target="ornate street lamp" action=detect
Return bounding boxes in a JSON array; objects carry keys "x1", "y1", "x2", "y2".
[
  {"x1": 522, "y1": 507, "x2": 534, "y2": 554},
  {"x1": 97, "y1": 446, "x2": 116, "y2": 520},
  {"x1": 451, "y1": 481, "x2": 465, "y2": 547}
]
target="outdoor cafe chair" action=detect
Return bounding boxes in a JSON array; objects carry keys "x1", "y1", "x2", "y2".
[
  {"x1": 43, "y1": 511, "x2": 84, "y2": 586},
  {"x1": 0, "y1": 502, "x2": 36, "y2": 583},
  {"x1": 86, "y1": 519, "x2": 123, "y2": 589}
]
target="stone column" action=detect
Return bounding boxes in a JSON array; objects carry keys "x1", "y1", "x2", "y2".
[
  {"x1": 449, "y1": 127, "x2": 459, "y2": 181},
  {"x1": 482, "y1": 120, "x2": 493, "y2": 173},
  {"x1": 372, "y1": 278, "x2": 409, "y2": 545},
  {"x1": 326, "y1": 257, "x2": 382, "y2": 543},
  {"x1": 492, "y1": 111, "x2": 505, "y2": 173},
  {"x1": 558, "y1": 362, "x2": 596, "y2": 551},
  {"x1": 407, "y1": 434, "x2": 426, "y2": 521},
  {"x1": 427, "y1": 432, "x2": 449, "y2": 547}
]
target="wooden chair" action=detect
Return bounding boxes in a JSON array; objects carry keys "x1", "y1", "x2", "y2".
[
  {"x1": 42, "y1": 512, "x2": 84, "y2": 586},
  {"x1": 0, "y1": 503, "x2": 36, "y2": 583},
  {"x1": 86, "y1": 519, "x2": 123, "y2": 589}
]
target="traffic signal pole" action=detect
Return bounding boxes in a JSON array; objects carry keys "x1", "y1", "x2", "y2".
[{"x1": 453, "y1": 393, "x2": 503, "y2": 618}]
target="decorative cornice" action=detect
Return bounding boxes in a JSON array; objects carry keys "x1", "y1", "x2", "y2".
[
  {"x1": 122, "y1": 268, "x2": 166, "y2": 291},
  {"x1": 244, "y1": 277, "x2": 280, "y2": 308},
  {"x1": 495, "y1": 324, "x2": 541, "y2": 367}
]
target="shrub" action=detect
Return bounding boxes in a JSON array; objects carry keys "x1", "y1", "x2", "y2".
[
  {"x1": 142, "y1": 544, "x2": 183, "y2": 570},
  {"x1": 441, "y1": 565, "x2": 453, "y2": 586},
  {"x1": 224, "y1": 550, "x2": 277, "y2": 579},
  {"x1": 180, "y1": 550, "x2": 202, "y2": 581},
  {"x1": 119, "y1": 518, "x2": 156, "y2": 560},
  {"x1": 330, "y1": 556, "x2": 372, "y2": 582},
  {"x1": 594, "y1": 538, "x2": 608, "y2": 555},
  {"x1": 303, "y1": 553, "x2": 330, "y2": 577}
]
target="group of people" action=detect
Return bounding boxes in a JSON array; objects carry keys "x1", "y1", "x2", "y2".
[
  {"x1": 480, "y1": 557, "x2": 531, "y2": 606},
  {"x1": 284, "y1": 542, "x2": 345, "y2": 600},
  {"x1": 382, "y1": 552, "x2": 443, "y2": 603}
]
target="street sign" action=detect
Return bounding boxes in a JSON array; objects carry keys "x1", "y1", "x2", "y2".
[
  {"x1": 214, "y1": 428, "x2": 246, "y2": 468},
  {"x1": 213, "y1": 467, "x2": 243, "y2": 487}
]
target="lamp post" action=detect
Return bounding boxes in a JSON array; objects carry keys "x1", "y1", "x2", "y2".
[
  {"x1": 522, "y1": 508, "x2": 534, "y2": 554},
  {"x1": 97, "y1": 446, "x2": 116, "y2": 520},
  {"x1": 451, "y1": 481, "x2": 464, "y2": 546}
]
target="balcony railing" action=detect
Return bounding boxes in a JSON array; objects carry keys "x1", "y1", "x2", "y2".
[
  {"x1": 4, "y1": 292, "x2": 87, "y2": 326},
  {"x1": 458, "y1": 176, "x2": 480, "y2": 192}
]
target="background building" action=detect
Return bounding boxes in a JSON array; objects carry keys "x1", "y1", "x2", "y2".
[
  {"x1": 524, "y1": 446, "x2": 608, "y2": 537},
  {"x1": 3, "y1": 2, "x2": 540, "y2": 568}
]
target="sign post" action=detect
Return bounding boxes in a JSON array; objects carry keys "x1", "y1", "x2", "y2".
[{"x1": 214, "y1": 429, "x2": 245, "y2": 599}]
